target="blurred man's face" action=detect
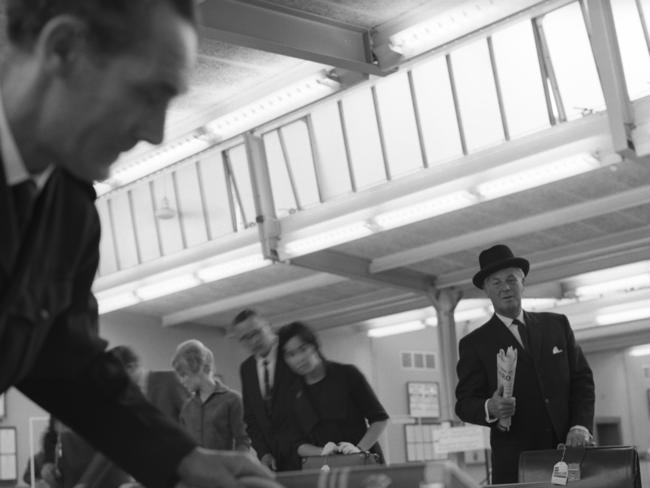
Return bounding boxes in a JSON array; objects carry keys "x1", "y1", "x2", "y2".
[
  {"x1": 42, "y1": 5, "x2": 197, "y2": 182},
  {"x1": 483, "y1": 267, "x2": 525, "y2": 318},
  {"x1": 233, "y1": 315, "x2": 276, "y2": 357}
]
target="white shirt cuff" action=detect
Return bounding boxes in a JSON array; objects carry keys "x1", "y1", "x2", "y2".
[
  {"x1": 484, "y1": 399, "x2": 498, "y2": 424},
  {"x1": 569, "y1": 425, "x2": 590, "y2": 434}
]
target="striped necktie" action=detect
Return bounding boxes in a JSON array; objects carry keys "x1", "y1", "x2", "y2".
[{"x1": 512, "y1": 318, "x2": 529, "y2": 350}]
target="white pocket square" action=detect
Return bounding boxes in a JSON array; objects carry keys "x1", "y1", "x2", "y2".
[{"x1": 552, "y1": 346, "x2": 564, "y2": 354}]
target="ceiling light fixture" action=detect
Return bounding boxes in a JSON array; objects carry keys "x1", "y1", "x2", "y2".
[
  {"x1": 373, "y1": 191, "x2": 478, "y2": 230},
  {"x1": 205, "y1": 71, "x2": 340, "y2": 142},
  {"x1": 476, "y1": 153, "x2": 601, "y2": 199},
  {"x1": 283, "y1": 222, "x2": 374, "y2": 257},
  {"x1": 96, "y1": 291, "x2": 140, "y2": 315},
  {"x1": 136, "y1": 274, "x2": 202, "y2": 301},
  {"x1": 595, "y1": 301, "x2": 650, "y2": 326},
  {"x1": 574, "y1": 274, "x2": 650, "y2": 298},
  {"x1": 629, "y1": 344, "x2": 650, "y2": 357},
  {"x1": 367, "y1": 320, "x2": 427, "y2": 338},
  {"x1": 196, "y1": 254, "x2": 272, "y2": 282}
]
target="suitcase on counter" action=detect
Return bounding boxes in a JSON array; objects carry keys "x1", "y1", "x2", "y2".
[{"x1": 518, "y1": 445, "x2": 641, "y2": 488}]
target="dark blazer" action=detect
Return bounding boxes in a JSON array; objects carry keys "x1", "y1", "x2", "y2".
[
  {"x1": 0, "y1": 164, "x2": 197, "y2": 488},
  {"x1": 240, "y1": 351, "x2": 301, "y2": 471},
  {"x1": 455, "y1": 311, "x2": 595, "y2": 483}
]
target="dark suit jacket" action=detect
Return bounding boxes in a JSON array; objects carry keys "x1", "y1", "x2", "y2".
[
  {"x1": 240, "y1": 352, "x2": 301, "y2": 471},
  {"x1": 0, "y1": 165, "x2": 196, "y2": 488},
  {"x1": 455, "y1": 312, "x2": 595, "y2": 482}
]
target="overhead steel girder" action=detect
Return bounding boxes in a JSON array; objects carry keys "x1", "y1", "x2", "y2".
[
  {"x1": 584, "y1": 0, "x2": 635, "y2": 156},
  {"x1": 198, "y1": 0, "x2": 389, "y2": 76}
]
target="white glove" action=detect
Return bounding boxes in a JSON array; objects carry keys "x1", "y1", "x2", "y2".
[
  {"x1": 321, "y1": 442, "x2": 339, "y2": 456},
  {"x1": 337, "y1": 442, "x2": 361, "y2": 454}
]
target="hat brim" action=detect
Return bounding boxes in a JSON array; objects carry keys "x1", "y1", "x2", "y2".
[{"x1": 473, "y1": 257, "x2": 530, "y2": 289}]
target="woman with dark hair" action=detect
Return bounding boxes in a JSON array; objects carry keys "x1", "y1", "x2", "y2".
[{"x1": 277, "y1": 321, "x2": 389, "y2": 463}]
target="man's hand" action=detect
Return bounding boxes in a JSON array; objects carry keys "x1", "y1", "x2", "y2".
[
  {"x1": 565, "y1": 428, "x2": 592, "y2": 447},
  {"x1": 487, "y1": 385, "x2": 516, "y2": 420},
  {"x1": 337, "y1": 442, "x2": 361, "y2": 454},
  {"x1": 260, "y1": 453, "x2": 276, "y2": 471},
  {"x1": 176, "y1": 447, "x2": 274, "y2": 488},
  {"x1": 321, "y1": 442, "x2": 338, "y2": 456}
]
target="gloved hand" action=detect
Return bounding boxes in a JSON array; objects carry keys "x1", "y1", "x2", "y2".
[
  {"x1": 337, "y1": 442, "x2": 361, "y2": 454},
  {"x1": 321, "y1": 442, "x2": 339, "y2": 456}
]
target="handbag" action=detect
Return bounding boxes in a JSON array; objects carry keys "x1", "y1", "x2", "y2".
[
  {"x1": 518, "y1": 445, "x2": 641, "y2": 488},
  {"x1": 302, "y1": 451, "x2": 380, "y2": 471}
]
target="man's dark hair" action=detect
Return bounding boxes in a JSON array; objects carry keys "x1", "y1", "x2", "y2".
[
  {"x1": 277, "y1": 321, "x2": 325, "y2": 360},
  {"x1": 232, "y1": 308, "x2": 259, "y2": 327},
  {"x1": 6, "y1": 0, "x2": 197, "y2": 54},
  {"x1": 109, "y1": 345, "x2": 141, "y2": 369}
]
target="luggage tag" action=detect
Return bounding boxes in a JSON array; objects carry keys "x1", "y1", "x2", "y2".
[
  {"x1": 551, "y1": 445, "x2": 568, "y2": 485},
  {"x1": 551, "y1": 461, "x2": 569, "y2": 485}
]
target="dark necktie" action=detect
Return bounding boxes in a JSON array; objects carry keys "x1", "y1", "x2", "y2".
[
  {"x1": 512, "y1": 318, "x2": 529, "y2": 350},
  {"x1": 11, "y1": 179, "x2": 37, "y2": 232},
  {"x1": 262, "y1": 359, "x2": 272, "y2": 414}
]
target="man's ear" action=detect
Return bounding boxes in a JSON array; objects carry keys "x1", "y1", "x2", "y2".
[{"x1": 34, "y1": 15, "x2": 87, "y2": 74}]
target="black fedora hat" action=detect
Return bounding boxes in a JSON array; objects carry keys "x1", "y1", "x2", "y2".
[{"x1": 472, "y1": 244, "x2": 529, "y2": 289}]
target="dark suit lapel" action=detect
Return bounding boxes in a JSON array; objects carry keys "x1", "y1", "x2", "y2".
[
  {"x1": 0, "y1": 158, "x2": 19, "y2": 276},
  {"x1": 488, "y1": 315, "x2": 531, "y2": 362},
  {"x1": 524, "y1": 311, "x2": 544, "y2": 366}
]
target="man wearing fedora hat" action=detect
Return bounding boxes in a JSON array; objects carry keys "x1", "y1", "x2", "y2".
[{"x1": 455, "y1": 244, "x2": 595, "y2": 483}]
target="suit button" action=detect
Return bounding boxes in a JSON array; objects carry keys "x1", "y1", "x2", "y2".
[
  {"x1": 545, "y1": 398, "x2": 550, "y2": 404},
  {"x1": 40, "y1": 309, "x2": 50, "y2": 320}
]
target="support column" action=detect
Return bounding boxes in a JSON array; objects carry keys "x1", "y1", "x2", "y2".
[
  {"x1": 427, "y1": 286, "x2": 463, "y2": 421},
  {"x1": 244, "y1": 132, "x2": 281, "y2": 261}
]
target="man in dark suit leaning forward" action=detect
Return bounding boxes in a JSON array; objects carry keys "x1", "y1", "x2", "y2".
[
  {"x1": 232, "y1": 309, "x2": 301, "y2": 471},
  {"x1": 455, "y1": 244, "x2": 595, "y2": 484}
]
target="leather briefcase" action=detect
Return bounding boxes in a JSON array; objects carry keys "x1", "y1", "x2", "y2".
[
  {"x1": 302, "y1": 452, "x2": 380, "y2": 471},
  {"x1": 518, "y1": 445, "x2": 641, "y2": 487}
]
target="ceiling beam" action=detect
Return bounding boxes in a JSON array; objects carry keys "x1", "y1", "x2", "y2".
[
  {"x1": 370, "y1": 183, "x2": 650, "y2": 273},
  {"x1": 290, "y1": 250, "x2": 433, "y2": 292},
  {"x1": 199, "y1": 0, "x2": 387, "y2": 75},
  {"x1": 162, "y1": 272, "x2": 346, "y2": 327},
  {"x1": 436, "y1": 225, "x2": 650, "y2": 288},
  {"x1": 268, "y1": 289, "x2": 417, "y2": 326}
]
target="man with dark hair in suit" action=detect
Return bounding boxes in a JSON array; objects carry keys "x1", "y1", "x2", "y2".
[
  {"x1": 0, "y1": 1, "x2": 272, "y2": 487},
  {"x1": 455, "y1": 244, "x2": 595, "y2": 484},
  {"x1": 232, "y1": 309, "x2": 301, "y2": 471}
]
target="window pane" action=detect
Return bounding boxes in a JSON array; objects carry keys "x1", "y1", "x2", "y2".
[
  {"x1": 310, "y1": 103, "x2": 352, "y2": 201},
  {"x1": 263, "y1": 130, "x2": 298, "y2": 217},
  {"x1": 451, "y1": 38, "x2": 505, "y2": 152},
  {"x1": 281, "y1": 120, "x2": 321, "y2": 208},
  {"x1": 175, "y1": 163, "x2": 209, "y2": 248},
  {"x1": 612, "y1": 0, "x2": 650, "y2": 100},
  {"x1": 492, "y1": 20, "x2": 551, "y2": 137},
  {"x1": 340, "y1": 88, "x2": 387, "y2": 190},
  {"x1": 198, "y1": 150, "x2": 236, "y2": 238},
  {"x1": 543, "y1": 3, "x2": 605, "y2": 119},
  {"x1": 227, "y1": 144, "x2": 256, "y2": 229},
  {"x1": 374, "y1": 71, "x2": 424, "y2": 177},
  {"x1": 411, "y1": 56, "x2": 464, "y2": 165},
  {"x1": 152, "y1": 173, "x2": 183, "y2": 255}
]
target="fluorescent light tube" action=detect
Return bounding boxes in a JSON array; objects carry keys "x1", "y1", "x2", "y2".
[
  {"x1": 476, "y1": 154, "x2": 600, "y2": 199},
  {"x1": 110, "y1": 135, "x2": 210, "y2": 187},
  {"x1": 373, "y1": 191, "x2": 478, "y2": 230},
  {"x1": 595, "y1": 306, "x2": 650, "y2": 326},
  {"x1": 455, "y1": 307, "x2": 489, "y2": 323},
  {"x1": 96, "y1": 291, "x2": 140, "y2": 315},
  {"x1": 574, "y1": 274, "x2": 650, "y2": 298},
  {"x1": 284, "y1": 222, "x2": 374, "y2": 257},
  {"x1": 629, "y1": 344, "x2": 650, "y2": 357},
  {"x1": 368, "y1": 321, "x2": 426, "y2": 338},
  {"x1": 197, "y1": 255, "x2": 272, "y2": 282},
  {"x1": 206, "y1": 72, "x2": 339, "y2": 141},
  {"x1": 136, "y1": 274, "x2": 202, "y2": 301}
]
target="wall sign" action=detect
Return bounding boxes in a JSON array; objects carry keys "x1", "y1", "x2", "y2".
[{"x1": 407, "y1": 381, "x2": 440, "y2": 418}]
